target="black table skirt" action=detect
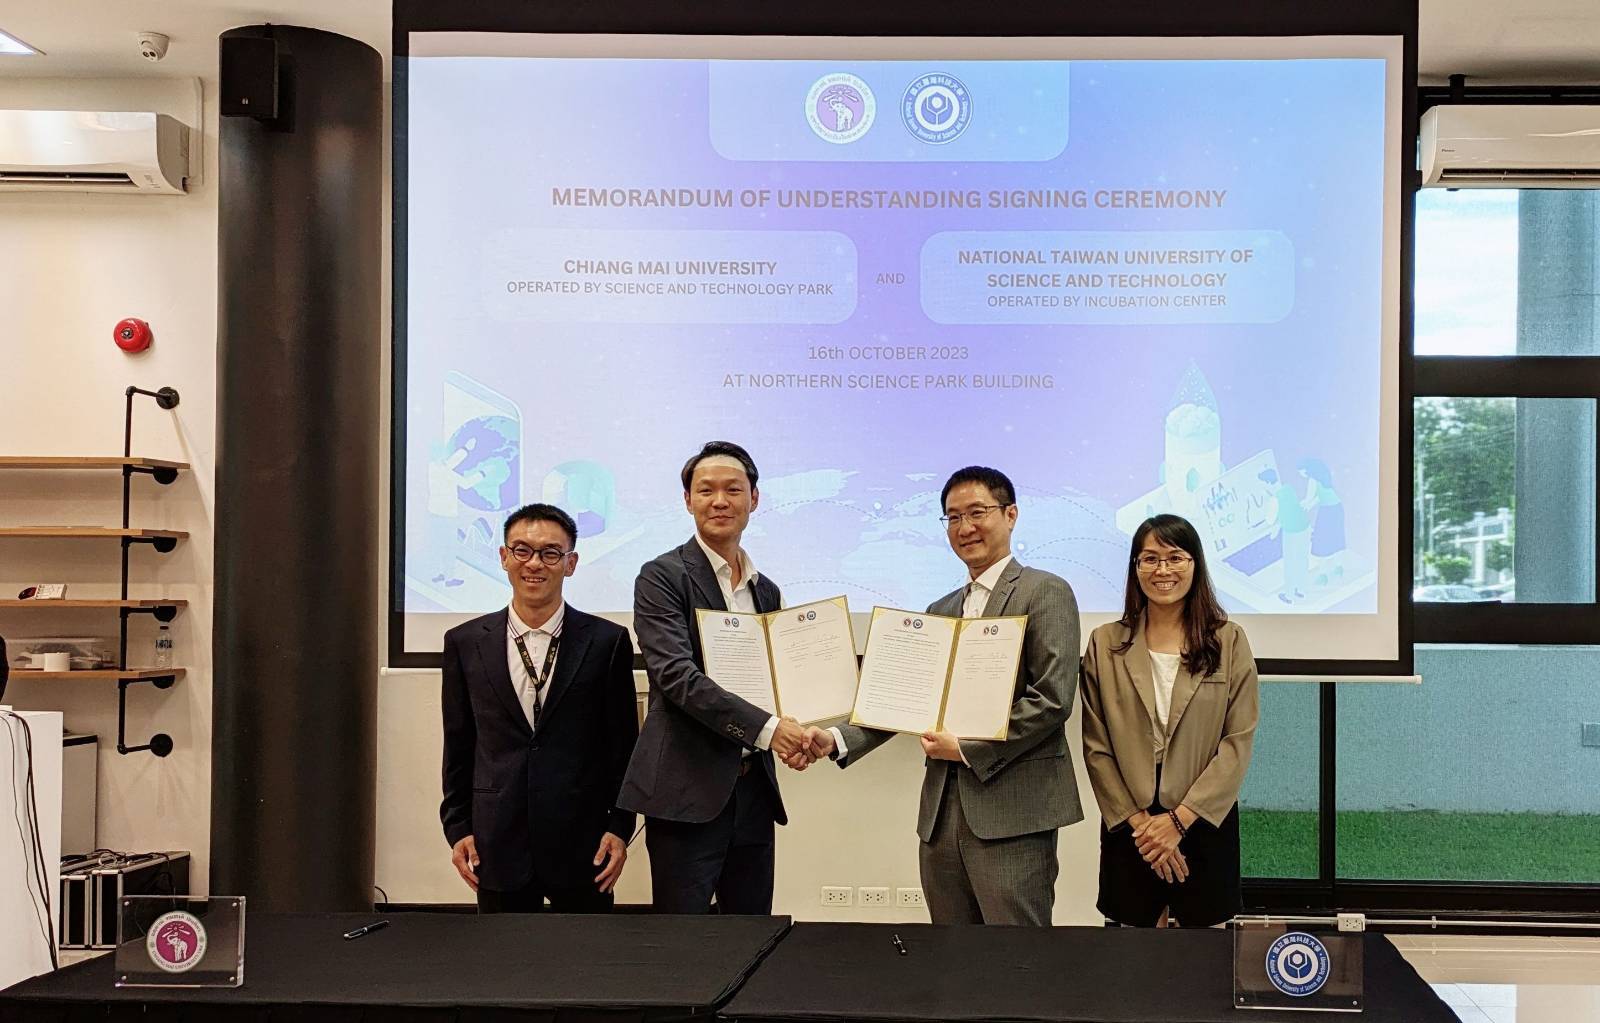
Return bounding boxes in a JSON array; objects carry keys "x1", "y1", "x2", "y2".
[
  {"x1": 0, "y1": 912, "x2": 792, "y2": 1023},
  {"x1": 721, "y1": 924, "x2": 1456, "y2": 1023}
]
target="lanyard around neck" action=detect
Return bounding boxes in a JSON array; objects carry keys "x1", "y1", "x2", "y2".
[{"x1": 512, "y1": 629, "x2": 561, "y2": 695}]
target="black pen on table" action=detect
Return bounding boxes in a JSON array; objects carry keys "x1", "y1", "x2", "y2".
[
  {"x1": 343, "y1": 920, "x2": 390, "y2": 940},
  {"x1": 891, "y1": 933, "x2": 908, "y2": 956}
]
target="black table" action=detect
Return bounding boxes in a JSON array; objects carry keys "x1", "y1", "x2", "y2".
[
  {"x1": 0, "y1": 912, "x2": 791, "y2": 1023},
  {"x1": 720, "y1": 924, "x2": 1456, "y2": 1023}
]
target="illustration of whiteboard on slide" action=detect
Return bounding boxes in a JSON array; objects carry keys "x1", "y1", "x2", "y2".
[
  {"x1": 1115, "y1": 362, "x2": 1377, "y2": 614},
  {"x1": 0, "y1": 709, "x2": 63, "y2": 989}
]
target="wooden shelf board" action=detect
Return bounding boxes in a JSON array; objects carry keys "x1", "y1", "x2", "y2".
[
  {"x1": 0, "y1": 527, "x2": 188, "y2": 540},
  {"x1": 9, "y1": 668, "x2": 186, "y2": 681},
  {"x1": 0, "y1": 456, "x2": 188, "y2": 472},
  {"x1": 0, "y1": 599, "x2": 187, "y2": 609}
]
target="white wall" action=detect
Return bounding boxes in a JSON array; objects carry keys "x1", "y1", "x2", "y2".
[
  {"x1": 0, "y1": 77, "x2": 218, "y2": 893},
  {"x1": 1, "y1": 74, "x2": 1109, "y2": 925}
]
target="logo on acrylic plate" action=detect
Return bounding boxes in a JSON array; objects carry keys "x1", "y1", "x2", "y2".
[
  {"x1": 1264, "y1": 932, "x2": 1332, "y2": 997},
  {"x1": 806, "y1": 73, "x2": 876, "y2": 144},
  {"x1": 147, "y1": 911, "x2": 207, "y2": 973},
  {"x1": 901, "y1": 72, "x2": 971, "y2": 144}
]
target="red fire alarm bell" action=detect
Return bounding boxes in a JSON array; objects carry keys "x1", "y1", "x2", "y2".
[{"x1": 114, "y1": 318, "x2": 153, "y2": 353}]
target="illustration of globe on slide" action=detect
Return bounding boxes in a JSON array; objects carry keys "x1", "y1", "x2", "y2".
[{"x1": 448, "y1": 415, "x2": 518, "y2": 511}]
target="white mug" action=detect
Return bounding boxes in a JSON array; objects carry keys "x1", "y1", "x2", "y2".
[{"x1": 38, "y1": 652, "x2": 70, "y2": 672}]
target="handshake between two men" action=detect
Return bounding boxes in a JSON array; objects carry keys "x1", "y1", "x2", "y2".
[
  {"x1": 765, "y1": 715, "x2": 1191, "y2": 887},
  {"x1": 767, "y1": 717, "x2": 968, "y2": 771}
]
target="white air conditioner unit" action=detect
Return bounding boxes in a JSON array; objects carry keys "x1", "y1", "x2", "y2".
[
  {"x1": 1421, "y1": 105, "x2": 1600, "y2": 188},
  {"x1": 0, "y1": 110, "x2": 190, "y2": 194}
]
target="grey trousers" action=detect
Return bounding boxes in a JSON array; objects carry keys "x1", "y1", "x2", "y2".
[{"x1": 919, "y1": 768, "x2": 1059, "y2": 925}]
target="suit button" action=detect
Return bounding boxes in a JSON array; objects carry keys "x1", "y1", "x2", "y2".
[{"x1": 530, "y1": 742, "x2": 540, "y2": 751}]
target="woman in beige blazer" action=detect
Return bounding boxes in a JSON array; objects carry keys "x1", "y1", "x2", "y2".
[{"x1": 1080, "y1": 514, "x2": 1258, "y2": 927}]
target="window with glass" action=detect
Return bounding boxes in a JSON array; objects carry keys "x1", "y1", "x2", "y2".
[
  {"x1": 1336, "y1": 645, "x2": 1600, "y2": 884},
  {"x1": 1239, "y1": 681, "x2": 1320, "y2": 879},
  {"x1": 1247, "y1": 183, "x2": 1600, "y2": 908}
]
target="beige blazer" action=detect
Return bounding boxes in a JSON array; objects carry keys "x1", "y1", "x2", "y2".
[{"x1": 1079, "y1": 618, "x2": 1258, "y2": 829}]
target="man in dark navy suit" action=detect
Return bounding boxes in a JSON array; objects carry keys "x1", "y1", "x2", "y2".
[
  {"x1": 619, "y1": 441, "x2": 809, "y2": 913},
  {"x1": 440, "y1": 503, "x2": 639, "y2": 913}
]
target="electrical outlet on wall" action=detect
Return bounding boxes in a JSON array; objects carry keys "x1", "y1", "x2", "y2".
[
  {"x1": 859, "y1": 886, "x2": 889, "y2": 907},
  {"x1": 896, "y1": 887, "x2": 925, "y2": 908},
  {"x1": 821, "y1": 885, "x2": 853, "y2": 907}
]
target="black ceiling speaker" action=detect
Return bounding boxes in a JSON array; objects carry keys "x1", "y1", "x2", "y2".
[{"x1": 221, "y1": 34, "x2": 279, "y2": 119}]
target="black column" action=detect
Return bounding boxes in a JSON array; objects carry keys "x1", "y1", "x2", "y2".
[{"x1": 212, "y1": 25, "x2": 382, "y2": 911}]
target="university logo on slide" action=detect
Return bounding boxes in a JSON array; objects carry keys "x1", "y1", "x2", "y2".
[
  {"x1": 806, "y1": 73, "x2": 875, "y2": 144},
  {"x1": 1265, "y1": 932, "x2": 1332, "y2": 997},
  {"x1": 147, "y1": 911, "x2": 207, "y2": 973},
  {"x1": 901, "y1": 72, "x2": 971, "y2": 144}
]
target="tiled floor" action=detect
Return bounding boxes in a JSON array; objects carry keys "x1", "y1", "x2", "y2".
[{"x1": 1392, "y1": 933, "x2": 1600, "y2": 1021}]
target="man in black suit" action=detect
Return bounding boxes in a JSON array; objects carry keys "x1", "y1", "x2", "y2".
[
  {"x1": 440, "y1": 503, "x2": 639, "y2": 913},
  {"x1": 619, "y1": 441, "x2": 809, "y2": 913}
]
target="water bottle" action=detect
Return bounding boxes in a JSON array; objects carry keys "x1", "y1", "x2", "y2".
[{"x1": 154, "y1": 626, "x2": 173, "y2": 668}]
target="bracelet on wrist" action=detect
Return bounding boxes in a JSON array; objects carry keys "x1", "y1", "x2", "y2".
[{"x1": 1168, "y1": 809, "x2": 1187, "y2": 837}]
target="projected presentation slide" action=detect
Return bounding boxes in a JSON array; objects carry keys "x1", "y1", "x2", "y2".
[{"x1": 401, "y1": 36, "x2": 1400, "y2": 659}]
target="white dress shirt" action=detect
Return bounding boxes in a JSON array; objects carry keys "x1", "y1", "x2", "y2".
[
  {"x1": 830, "y1": 555, "x2": 1016, "y2": 762},
  {"x1": 962, "y1": 555, "x2": 1014, "y2": 619},
  {"x1": 507, "y1": 602, "x2": 565, "y2": 729},
  {"x1": 694, "y1": 534, "x2": 779, "y2": 751}
]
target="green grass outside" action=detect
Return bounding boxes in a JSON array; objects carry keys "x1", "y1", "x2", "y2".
[{"x1": 1241, "y1": 809, "x2": 1600, "y2": 883}]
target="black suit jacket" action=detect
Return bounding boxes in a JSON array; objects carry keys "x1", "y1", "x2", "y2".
[
  {"x1": 618, "y1": 537, "x2": 788, "y2": 825},
  {"x1": 439, "y1": 604, "x2": 639, "y2": 893}
]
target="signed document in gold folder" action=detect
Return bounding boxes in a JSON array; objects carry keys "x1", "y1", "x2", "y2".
[
  {"x1": 849, "y1": 606, "x2": 1026, "y2": 740},
  {"x1": 694, "y1": 596, "x2": 858, "y2": 724}
]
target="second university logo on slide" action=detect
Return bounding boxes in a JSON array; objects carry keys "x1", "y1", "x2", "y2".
[
  {"x1": 806, "y1": 73, "x2": 875, "y2": 144},
  {"x1": 901, "y1": 72, "x2": 971, "y2": 144},
  {"x1": 1265, "y1": 932, "x2": 1332, "y2": 997},
  {"x1": 147, "y1": 911, "x2": 207, "y2": 973}
]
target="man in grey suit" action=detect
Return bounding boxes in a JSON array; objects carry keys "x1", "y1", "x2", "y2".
[
  {"x1": 802, "y1": 466, "x2": 1084, "y2": 925},
  {"x1": 619, "y1": 441, "x2": 809, "y2": 913}
]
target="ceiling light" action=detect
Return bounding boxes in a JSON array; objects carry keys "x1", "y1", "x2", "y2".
[{"x1": 0, "y1": 29, "x2": 42, "y2": 56}]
